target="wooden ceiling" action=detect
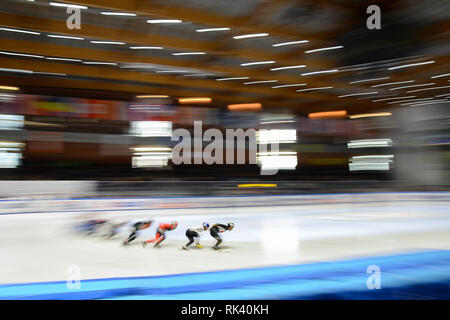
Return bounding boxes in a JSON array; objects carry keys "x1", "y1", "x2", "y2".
[{"x1": 0, "y1": 0, "x2": 448, "y2": 114}]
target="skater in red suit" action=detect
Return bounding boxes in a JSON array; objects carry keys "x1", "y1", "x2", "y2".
[{"x1": 142, "y1": 221, "x2": 178, "y2": 247}]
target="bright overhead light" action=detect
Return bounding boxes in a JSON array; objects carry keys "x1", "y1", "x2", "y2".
[
  {"x1": 338, "y1": 92, "x2": 378, "y2": 98},
  {"x1": 372, "y1": 96, "x2": 415, "y2": 102},
  {"x1": 270, "y1": 65, "x2": 306, "y2": 71},
  {"x1": 371, "y1": 80, "x2": 415, "y2": 87},
  {"x1": 129, "y1": 46, "x2": 163, "y2": 50},
  {"x1": 228, "y1": 103, "x2": 262, "y2": 110},
  {"x1": 0, "y1": 27, "x2": 40, "y2": 35},
  {"x1": 216, "y1": 77, "x2": 250, "y2": 81},
  {"x1": 49, "y1": 2, "x2": 88, "y2": 9},
  {"x1": 172, "y1": 52, "x2": 206, "y2": 56},
  {"x1": 0, "y1": 51, "x2": 44, "y2": 59},
  {"x1": 196, "y1": 28, "x2": 230, "y2": 32},
  {"x1": 388, "y1": 60, "x2": 435, "y2": 70},
  {"x1": 100, "y1": 12, "x2": 136, "y2": 16},
  {"x1": 407, "y1": 85, "x2": 450, "y2": 93},
  {"x1": 272, "y1": 84, "x2": 307, "y2": 89},
  {"x1": 301, "y1": 70, "x2": 339, "y2": 76},
  {"x1": 349, "y1": 77, "x2": 390, "y2": 84},
  {"x1": 387, "y1": 98, "x2": 432, "y2": 104},
  {"x1": 0, "y1": 68, "x2": 33, "y2": 74},
  {"x1": 349, "y1": 112, "x2": 392, "y2": 119},
  {"x1": 90, "y1": 41, "x2": 126, "y2": 45},
  {"x1": 82, "y1": 61, "x2": 118, "y2": 65},
  {"x1": 244, "y1": 80, "x2": 277, "y2": 85},
  {"x1": 296, "y1": 86, "x2": 333, "y2": 92},
  {"x1": 47, "y1": 34, "x2": 84, "y2": 40},
  {"x1": 309, "y1": 110, "x2": 347, "y2": 119},
  {"x1": 435, "y1": 93, "x2": 450, "y2": 98},
  {"x1": 178, "y1": 97, "x2": 212, "y2": 104},
  {"x1": 233, "y1": 33, "x2": 269, "y2": 39},
  {"x1": 272, "y1": 40, "x2": 309, "y2": 47},
  {"x1": 136, "y1": 95, "x2": 170, "y2": 98},
  {"x1": 34, "y1": 72, "x2": 66, "y2": 76},
  {"x1": 0, "y1": 86, "x2": 20, "y2": 91},
  {"x1": 431, "y1": 73, "x2": 450, "y2": 79},
  {"x1": 241, "y1": 61, "x2": 275, "y2": 66},
  {"x1": 46, "y1": 57, "x2": 82, "y2": 62},
  {"x1": 389, "y1": 83, "x2": 435, "y2": 90},
  {"x1": 305, "y1": 46, "x2": 343, "y2": 53},
  {"x1": 147, "y1": 19, "x2": 182, "y2": 24}
]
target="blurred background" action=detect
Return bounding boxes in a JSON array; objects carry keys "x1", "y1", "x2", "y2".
[{"x1": 0, "y1": 0, "x2": 449, "y2": 300}]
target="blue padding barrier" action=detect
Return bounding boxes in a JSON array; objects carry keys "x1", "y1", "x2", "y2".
[{"x1": 0, "y1": 250, "x2": 449, "y2": 300}]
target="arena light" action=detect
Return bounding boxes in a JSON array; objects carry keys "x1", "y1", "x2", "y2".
[
  {"x1": 388, "y1": 60, "x2": 434, "y2": 70},
  {"x1": 196, "y1": 28, "x2": 230, "y2": 32},
  {"x1": 233, "y1": 33, "x2": 269, "y2": 39},
  {"x1": 338, "y1": 92, "x2": 378, "y2": 98},
  {"x1": 0, "y1": 86, "x2": 19, "y2": 91},
  {"x1": 349, "y1": 112, "x2": 392, "y2": 119},
  {"x1": 228, "y1": 103, "x2": 262, "y2": 111},
  {"x1": 129, "y1": 46, "x2": 163, "y2": 50},
  {"x1": 0, "y1": 68, "x2": 33, "y2": 74},
  {"x1": 371, "y1": 80, "x2": 414, "y2": 87},
  {"x1": 270, "y1": 65, "x2": 306, "y2": 71},
  {"x1": 301, "y1": 70, "x2": 338, "y2": 76},
  {"x1": 272, "y1": 84, "x2": 306, "y2": 89},
  {"x1": 237, "y1": 184, "x2": 277, "y2": 188},
  {"x1": 46, "y1": 57, "x2": 82, "y2": 62},
  {"x1": 308, "y1": 110, "x2": 347, "y2": 119},
  {"x1": 349, "y1": 77, "x2": 390, "y2": 84},
  {"x1": 172, "y1": 52, "x2": 206, "y2": 56},
  {"x1": 347, "y1": 139, "x2": 392, "y2": 148},
  {"x1": 0, "y1": 28, "x2": 40, "y2": 35},
  {"x1": 296, "y1": 86, "x2": 333, "y2": 92},
  {"x1": 407, "y1": 85, "x2": 450, "y2": 93},
  {"x1": 0, "y1": 51, "x2": 44, "y2": 59},
  {"x1": 90, "y1": 41, "x2": 126, "y2": 45},
  {"x1": 136, "y1": 95, "x2": 170, "y2": 98},
  {"x1": 147, "y1": 19, "x2": 182, "y2": 24},
  {"x1": 216, "y1": 77, "x2": 250, "y2": 81},
  {"x1": 241, "y1": 61, "x2": 275, "y2": 66},
  {"x1": 100, "y1": 12, "x2": 136, "y2": 16},
  {"x1": 47, "y1": 34, "x2": 84, "y2": 40},
  {"x1": 49, "y1": 2, "x2": 88, "y2": 9},
  {"x1": 389, "y1": 83, "x2": 435, "y2": 91},
  {"x1": 305, "y1": 46, "x2": 343, "y2": 53},
  {"x1": 372, "y1": 96, "x2": 415, "y2": 102},
  {"x1": 244, "y1": 80, "x2": 277, "y2": 85},
  {"x1": 178, "y1": 97, "x2": 212, "y2": 104},
  {"x1": 431, "y1": 73, "x2": 450, "y2": 79},
  {"x1": 272, "y1": 40, "x2": 308, "y2": 47}
]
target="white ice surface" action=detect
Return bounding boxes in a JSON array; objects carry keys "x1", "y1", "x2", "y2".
[{"x1": 0, "y1": 200, "x2": 449, "y2": 284}]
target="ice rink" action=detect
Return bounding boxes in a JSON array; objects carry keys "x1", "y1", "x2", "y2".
[{"x1": 0, "y1": 193, "x2": 449, "y2": 299}]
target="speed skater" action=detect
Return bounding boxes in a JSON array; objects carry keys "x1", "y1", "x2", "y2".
[
  {"x1": 122, "y1": 219, "x2": 153, "y2": 246},
  {"x1": 182, "y1": 222, "x2": 210, "y2": 250},
  {"x1": 142, "y1": 221, "x2": 178, "y2": 248},
  {"x1": 209, "y1": 222, "x2": 234, "y2": 249}
]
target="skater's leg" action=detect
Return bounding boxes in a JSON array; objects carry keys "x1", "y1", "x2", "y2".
[
  {"x1": 123, "y1": 231, "x2": 137, "y2": 245},
  {"x1": 210, "y1": 230, "x2": 222, "y2": 248},
  {"x1": 185, "y1": 230, "x2": 195, "y2": 247},
  {"x1": 154, "y1": 232, "x2": 166, "y2": 247}
]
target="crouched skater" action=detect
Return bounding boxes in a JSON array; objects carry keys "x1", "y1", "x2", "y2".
[
  {"x1": 122, "y1": 219, "x2": 153, "y2": 246},
  {"x1": 182, "y1": 222, "x2": 210, "y2": 250},
  {"x1": 210, "y1": 222, "x2": 234, "y2": 250},
  {"x1": 142, "y1": 221, "x2": 178, "y2": 248}
]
